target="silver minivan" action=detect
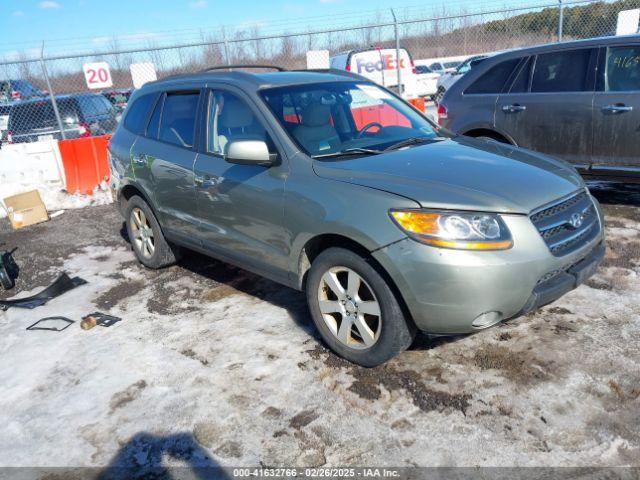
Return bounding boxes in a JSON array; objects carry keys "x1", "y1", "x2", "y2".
[{"x1": 438, "y1": 35, "x2": 640, "y2": 182}]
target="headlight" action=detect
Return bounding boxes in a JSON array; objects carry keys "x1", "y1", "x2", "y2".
[{"x1": 390, "y1": 209, "x2": 513, "y2": 250}]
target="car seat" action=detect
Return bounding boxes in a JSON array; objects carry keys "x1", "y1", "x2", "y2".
[{"x1": 292, "y1": 103, "x2": 342, "y2": 155}]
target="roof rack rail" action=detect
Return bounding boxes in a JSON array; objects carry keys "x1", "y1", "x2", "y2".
[
  {"x1": 293, "y1": 68, "x2": 366, "y2": 80},
  {"x1": 201, "y1": 64, "x2": 287, "y2": 72}
]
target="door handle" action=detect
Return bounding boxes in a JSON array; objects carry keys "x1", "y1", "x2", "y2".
[
  {"x1": 502, "y1": 104, "x2": 526, "y2": 113},
  {"x1": 601, "y1": 104, "x2": 633, "y2": 114},
  {"x1": 133, "y1": 155, "x2": 147, "y2": 165}
]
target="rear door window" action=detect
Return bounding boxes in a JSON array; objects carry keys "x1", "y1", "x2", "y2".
[
  {"x1": 603, "y1": 45, "x2": 640, "y2": 92},
  {"x1": 158, "y1": 91, "x2": 199, "y2": 148},
  {"x1": 531, "y1": 49, "x2": 593, "y2": 92},
  {"x1": 123, "y1": 93, "x2": 156, "y2": 135},
  {"x1": 465, "y1": 58, "x2": 520, "y2": 94}
]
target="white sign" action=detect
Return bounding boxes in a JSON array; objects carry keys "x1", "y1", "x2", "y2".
[
  {"x1": 130, "y1": 62, "x2": 157, "y2": 89},
  {"x1": 0, "y1": 115, "x2": 9, "y2": 131},
  {"x1": 307, "y1": 50, "x2": 330, "y2": 70},
  {"x1": 83, "y1": 62, "x2": 113, "y2": 89},
  {"x1": 616, "y1": 9, "x2": 640, "y2": 35}
]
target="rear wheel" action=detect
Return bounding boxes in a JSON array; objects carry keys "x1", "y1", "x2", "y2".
[
  {"x1": 125, "y1": 195, "x2": 181, "y2": 269},
  {"x1": 306, "y1": 247, "x2": 415, "y2": 367}
]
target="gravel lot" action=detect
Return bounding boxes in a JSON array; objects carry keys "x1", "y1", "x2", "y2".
[{"x1": 0, "y1": 184, "x2": 638, "y2": 470}]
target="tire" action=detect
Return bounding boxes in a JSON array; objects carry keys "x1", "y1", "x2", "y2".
[
  {"x1": 0, "y1": 263, "x2": 13, "y2": 290},
  {"x1": 306, "y1": 247, "x2": 416, "y2": 367},
  {"x1": 125, "y1": 195, "x2": 181, "y2": 269}
]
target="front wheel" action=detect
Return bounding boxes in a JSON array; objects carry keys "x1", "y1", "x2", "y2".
[{"x1": 306, "y1": 248, "x2": 415, "y2": 367}]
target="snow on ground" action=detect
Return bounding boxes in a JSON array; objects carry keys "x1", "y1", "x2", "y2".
[
  {"x1": 0, "y1": 180, "x2": 112, "y2": 218},
  {"x1": 0, "y1": 194, "x2": 638, "y2": 471}
]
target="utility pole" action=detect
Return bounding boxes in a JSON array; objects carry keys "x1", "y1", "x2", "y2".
[
  {"x1": 558, "y1": 0, "x2": 564, "y2": 42},
  {"x1": 40, "y1": 41, "x2": 66, "y2": 140},
  {"x1": 391, "y1": 8, "x2": 403, "y2": 97}
]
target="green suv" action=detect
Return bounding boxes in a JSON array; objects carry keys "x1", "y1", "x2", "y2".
[{"x1": 108, "y1": 67, "x2": 604, "y2": 366}]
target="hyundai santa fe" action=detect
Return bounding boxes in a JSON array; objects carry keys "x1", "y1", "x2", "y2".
[{"x1": 108, "y1": 67, "x2": 604, "y2": 366}]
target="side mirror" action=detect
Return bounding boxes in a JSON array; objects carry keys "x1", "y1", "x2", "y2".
[{"x1": 225, "y1": 140, "x2": 277, "y2": 167}]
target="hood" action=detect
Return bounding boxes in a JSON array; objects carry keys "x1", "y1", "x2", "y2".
[{"x1": 312, "y1": 137, "x2": 584, "y2": 214}]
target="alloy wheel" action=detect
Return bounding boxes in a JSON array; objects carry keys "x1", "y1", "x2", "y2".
[
  {"x1": 130, "y1": 207, "x2": 155, "y2": 259},
  {"x1": 317, "y1": 266, "x2": 382, "y2": 349}
]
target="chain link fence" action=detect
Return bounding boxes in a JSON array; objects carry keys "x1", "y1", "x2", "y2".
[{"x1": 0, "y1": 0, "x2": 638, "y2": 147}]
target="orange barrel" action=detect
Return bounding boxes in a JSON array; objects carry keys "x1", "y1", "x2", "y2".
[
  {"x1": 58, "y1": 135, "x2": 111, "y2": 195},
  {"x1": 407, "y1": 97, "x2": 426, "y2": 112}
]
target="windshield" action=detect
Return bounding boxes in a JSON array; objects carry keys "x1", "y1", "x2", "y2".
[{"x1": 261, "y1": 81, "x2": 441, "y2": 158}]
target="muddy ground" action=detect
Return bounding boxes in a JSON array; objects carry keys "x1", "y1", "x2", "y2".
[{"x1": 0, "y1": 184, "x2": 638, "y2": 470}]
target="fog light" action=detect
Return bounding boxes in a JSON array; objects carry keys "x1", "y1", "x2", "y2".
[{"x1": 472, "y1": 311, "x2": 502, "y2": 329}]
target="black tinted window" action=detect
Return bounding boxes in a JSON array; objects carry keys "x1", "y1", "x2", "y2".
[
  {"x1": 509, "y1": 57, "x2": 533, "y2": 93},
  {"x1": 159, "y1": 92, "x2": 199, "y2": 148},
  {"x1": 465, "y1": 58, "x2": 520, "y2": 94},
  {"x1": 605, "y1": 46, "x2": 640, "y2": 92},
  {"x1": 532, "y1": 49, "x2": 592, "y2": 92},
  {"x1": 123, "y1": 94, "x2": 155, "y2": 134}
]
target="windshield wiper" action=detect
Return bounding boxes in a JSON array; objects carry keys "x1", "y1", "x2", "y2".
[
  {"x1": 311, "y1": 147, "x2": 382, "y2": 159},
  {"x1": 383, "y1": 137, "x2": 441, "y2": 152}
]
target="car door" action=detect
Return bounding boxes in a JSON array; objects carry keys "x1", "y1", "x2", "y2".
[
  {"x1": 591, "y1": 43, "x2": 640, "y2": 172},
  {"x1": 495, "y1": 48, "x2": 597, "y2": 166},
  {"x1": 456, "y1": 56, "x2": 522, "y2": 134},
  {"x1": 192, "y1": 87, "x2": 289, "y2": 277},
  {"x1": 131, "y1": 89, "x2": 201, "y2": 241}
]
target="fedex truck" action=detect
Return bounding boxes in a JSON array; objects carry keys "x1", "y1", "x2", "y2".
[{"x1": 330, "y1": 48, "x2": 419, "y2": 100}]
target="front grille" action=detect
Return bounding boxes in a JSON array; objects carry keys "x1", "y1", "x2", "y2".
[{"x1": 530, "y1": 190, "x2": 600, "y2": 257}]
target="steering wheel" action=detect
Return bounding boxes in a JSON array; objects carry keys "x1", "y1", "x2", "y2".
[{"x1": 356, "y1": 122, "x2": 383, "y2": 139}]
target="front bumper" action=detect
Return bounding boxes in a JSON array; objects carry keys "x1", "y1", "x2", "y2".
[
  {"x1": 372, "y1": 209, "x2": 604, "y2": 334},
  {"x1": 519, "y1": 241, "x2": 604, "y2": 315}
]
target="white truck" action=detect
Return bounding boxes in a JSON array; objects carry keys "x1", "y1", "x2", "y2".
[{"x1": 330, "y1": 48, "x2": 420, "y2": 100}]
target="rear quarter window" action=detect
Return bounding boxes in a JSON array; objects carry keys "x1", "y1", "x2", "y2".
[
  {"x1": 465, "y1": 58, "x2": 520, "y2": 94},
  {"x1": 123, "y1": 93, "x2": 156, "y2": 135}
]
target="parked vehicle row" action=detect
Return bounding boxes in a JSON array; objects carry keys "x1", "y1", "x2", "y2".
[
  {"x1": 0, "y1": 93, "x2": 119, "y2": 144},
  {"x1": 109, "y1": 66, "x2": 604, "y2": 366},
  {"x1": 439, "y1": 34, "x2": 640, "y2": 181},
  {"x1": 416, "y1": 56, "x2": 468, "y2": 74},
  {"x1": 0, "y1": 79, "x2": 45, "y2": 103}
]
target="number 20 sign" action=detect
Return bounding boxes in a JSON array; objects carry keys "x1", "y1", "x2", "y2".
[{"x1": 83, "y1": 62, "x2": 113, "y2": 89}]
